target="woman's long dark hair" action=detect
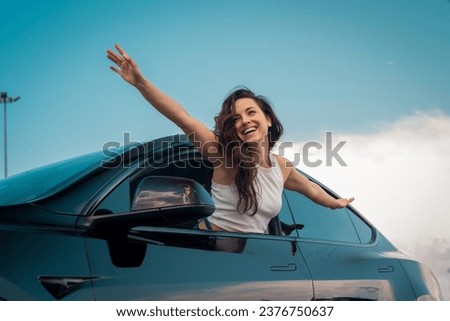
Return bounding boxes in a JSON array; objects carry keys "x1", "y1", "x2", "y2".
[{"x1": 213, "y1": 87, "x2": 283, "y2": 215}]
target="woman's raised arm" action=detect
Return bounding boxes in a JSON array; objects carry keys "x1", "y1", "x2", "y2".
[{"x1": 107, "y1": 44, "x2": 218, "y2": 158}]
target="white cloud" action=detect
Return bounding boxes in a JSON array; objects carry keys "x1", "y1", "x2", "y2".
[{"x1": 277, "y1": 109, "x2": 450, "y2": 299}]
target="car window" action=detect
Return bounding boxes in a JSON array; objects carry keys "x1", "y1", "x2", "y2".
[
  {"x1": 95, "y1": 177, "x2": 131, "y2": 214},
  {"x1": 284, "y1": 189, "x2": 365, "y2": 243},
  {"x1": 348, "y1": 210, "x2": 374, "y2": 243},
  {"x1": 276, "y1": 192, "x2": 300, "y2": 237}
]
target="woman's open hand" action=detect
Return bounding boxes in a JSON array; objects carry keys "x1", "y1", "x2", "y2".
[
  {"x1": 107, "y1": 44, "x2": 143, "y2": 86},
  {"x1": 334, "y1": 197, "x2": 355, "y2": 209}
]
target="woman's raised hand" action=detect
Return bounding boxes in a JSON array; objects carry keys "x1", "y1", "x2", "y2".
[{"x1": 107, "y1": 44, "x2": 143, "y2": 86}]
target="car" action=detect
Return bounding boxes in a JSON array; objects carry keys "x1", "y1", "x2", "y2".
[{"x1": 0, "y1": 134, "x2": 443, "y2": 301}]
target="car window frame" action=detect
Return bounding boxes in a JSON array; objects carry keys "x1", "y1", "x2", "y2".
[{"x1": 282, "y1": 177, "x2": 376, "y2": 246}]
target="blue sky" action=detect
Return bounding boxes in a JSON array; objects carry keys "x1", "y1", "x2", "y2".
[
  {"x1": 2, "y1": 0, "x2": 449, "y2": 174},
  {"x1": 2, "y1": 0, "x2": 450, "y2": 298}
]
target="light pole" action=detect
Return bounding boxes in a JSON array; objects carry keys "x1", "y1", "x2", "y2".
[{"x1": 0, "y1": 92, "x2": 20, "y2": 178}]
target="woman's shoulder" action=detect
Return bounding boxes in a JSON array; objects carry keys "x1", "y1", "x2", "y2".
[
  {"x1": 271, "y1": 153, "x2": 292, "y2": 167},
  {"x1": 271, "y1": 154, "x2": 295, "y2": 181}
]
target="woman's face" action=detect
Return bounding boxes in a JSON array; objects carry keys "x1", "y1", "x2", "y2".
[{"x1": 232, "y1": 98, "x2": 272, "y2": 144}]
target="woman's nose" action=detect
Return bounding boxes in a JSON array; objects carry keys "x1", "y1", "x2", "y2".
[{"x1": 241, "y1": 115, "x2": 250, "y2": 124}]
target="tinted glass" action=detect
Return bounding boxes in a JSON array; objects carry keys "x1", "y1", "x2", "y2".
[
  {"x1": 95, "y1": 178, "x2": 131, "y2": 214},
  {"x1": 349, "y1": 210, "x2": 374, "y2": 243},
  {"x1": 284, "y1": 189, "x2": 360, "y2": 243}
]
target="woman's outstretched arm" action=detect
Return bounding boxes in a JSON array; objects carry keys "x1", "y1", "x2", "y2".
[
  {"x1": 107, "y1": 44, "x2": 218, "y2": 157},
  {"x1": 279, "y1": 156, "x2": 354, "y2": 209}
]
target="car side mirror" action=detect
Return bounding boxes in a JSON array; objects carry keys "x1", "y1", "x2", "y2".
[
  {"x1": 79, "y1": 176, "x2": 215, "y2": 237},
  {"x1": 132, "y1": 176, "x2": 210, "y2": 211}
]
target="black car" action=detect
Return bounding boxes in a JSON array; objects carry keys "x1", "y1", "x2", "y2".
[{"x1": 0, "y1": 134, "x2": 442, "y2": 300}]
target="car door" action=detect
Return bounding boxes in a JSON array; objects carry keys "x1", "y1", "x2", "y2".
[
  {"x1": 84, "y1": 227, "x2": 313, "y2": 300},
  {"x1": 0, "y1": 228, "x2": 94, "y2": 300},
  {"x1": 82, "y1": 157, "x2": 313, "y2": 300},
  {"x1": 282, "y1": 188, "x2": 416, "y2": 300}
]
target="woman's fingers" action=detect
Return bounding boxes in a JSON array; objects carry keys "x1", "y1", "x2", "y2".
[
  {"x1": 107, "y1": 44, "x2": 139, "y2": 85},
  {"x1": 107, "y1": 44, "x2": 134, "y2": 73},
  {"x1": 107, "y1": 50, "x2": 122, "y2": 65},
  {"x1": 335, "y1": 197, "x2": 355, "y2": 209},
  {"x1": 107, "y1": 53, "x2": 119, "y2": 66},
  {"x1": 109, "y1": 66, "x2": 119, "y2": 74},
  {"x1": 114, "y1": 44, "x2": 127, "y2": 57},
  {"x1": 114, "y1": 44, "x2": 132, "y2": 62},
  {"x1": 344, "y1": 197, "x2": 354, "y2": 206}
]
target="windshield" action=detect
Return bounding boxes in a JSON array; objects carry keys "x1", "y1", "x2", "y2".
[{"x1": 0, "y1": 151, "x2": 110, "y2": 206}]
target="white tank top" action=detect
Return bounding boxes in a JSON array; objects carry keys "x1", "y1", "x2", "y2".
[{"x1": 207, "y1": 153, "x2": 284, "y2": 233}]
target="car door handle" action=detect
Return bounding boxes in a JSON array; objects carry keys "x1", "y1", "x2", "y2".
[
  {"x1": 270, "y1": 263, "x2": 297, "y2": 271},
  {"x1": 377, "y1": 265, "x2": 395, "y2": 273}
]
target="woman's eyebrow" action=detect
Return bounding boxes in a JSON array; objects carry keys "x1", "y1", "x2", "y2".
[{"x1": 233, "y1": 106, "x2": 257, "y2": 117}]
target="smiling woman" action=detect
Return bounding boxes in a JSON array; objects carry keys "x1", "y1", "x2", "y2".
[
  {"x1": 106, "y1": 44, "x2": 354, "y2": 234},
  {"x1": 211, "y1": 89, "x2": 284, "y2": 217}
]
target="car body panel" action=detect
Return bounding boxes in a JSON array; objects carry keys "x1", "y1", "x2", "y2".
[
  {"x1": 296, "y1": 240, "x2": 415, "y2": 300},
  {"x1": 0, "y1": 229, "x2": 94, "y2": 300}
]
